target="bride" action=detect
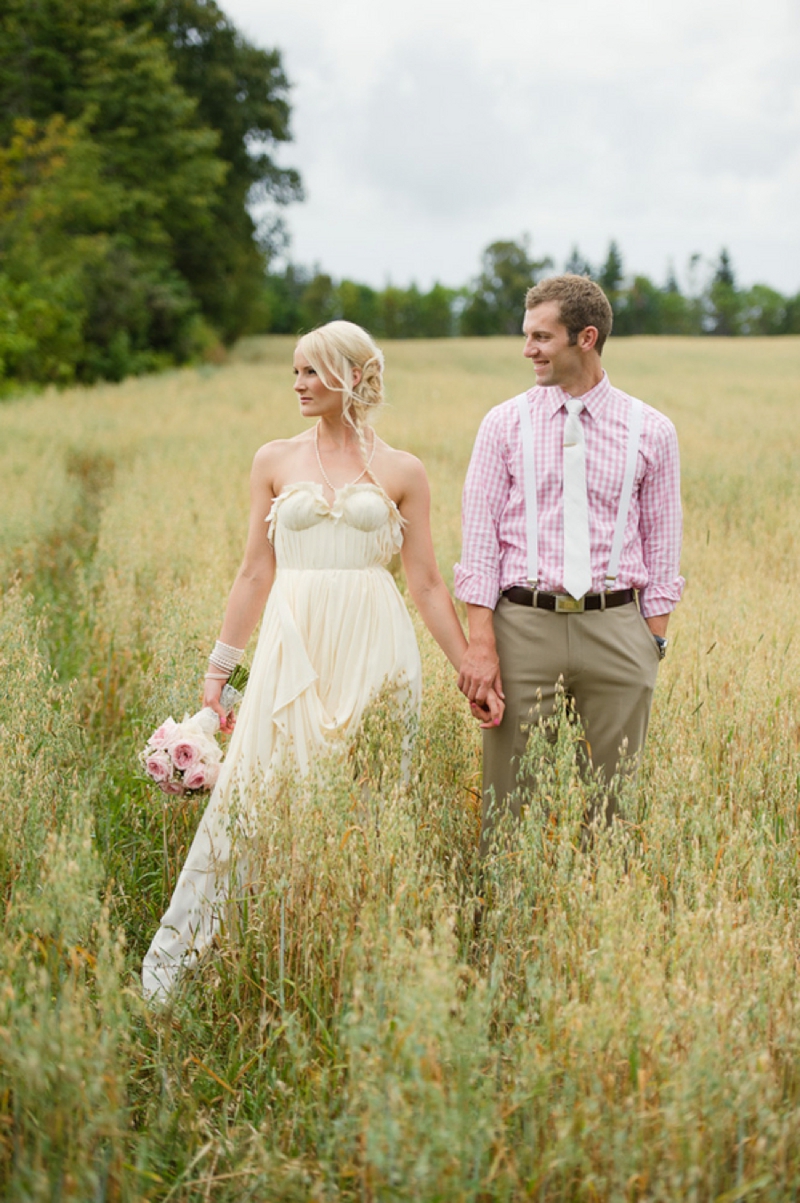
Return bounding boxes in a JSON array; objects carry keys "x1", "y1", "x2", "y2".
[{"x1": 142, "y1": 320, "x2": 503, "y2": 999}]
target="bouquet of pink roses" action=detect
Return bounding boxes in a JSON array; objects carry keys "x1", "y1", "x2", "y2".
[
  {"x1": 141, "y1": 671, "x2": 247, "y2": 796},
  {"x1": 141, "y1": 708, "x2": 224, "y2": 795}
]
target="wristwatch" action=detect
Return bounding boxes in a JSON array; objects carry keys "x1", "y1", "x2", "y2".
[{"x1": 653, "y1": 635, "x2": 668, "y2": 660}]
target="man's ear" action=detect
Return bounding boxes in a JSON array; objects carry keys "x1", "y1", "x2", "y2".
[{"x1": 578, "y1": 325, "x2": 599, "y2": 352}]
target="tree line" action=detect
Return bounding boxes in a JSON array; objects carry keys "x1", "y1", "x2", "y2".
[{"x1": 262, "y1": 240, "x2": 800, "y2": 341}]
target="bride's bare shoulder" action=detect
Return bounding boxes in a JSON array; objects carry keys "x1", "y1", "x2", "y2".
[
  {"x1": 373, "y1": 439, "x2": 429, "y2": 501},
  {"x1": 246, "y1": 432, "x2": 312, "y2": 500},
  {"x1": 251, "y1": 431, "x2": 312, "y2": 473}
]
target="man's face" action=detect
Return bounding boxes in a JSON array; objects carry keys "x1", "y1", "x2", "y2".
[{"x1": 522, "y1": 301, "x2": 582, "y2": 388}]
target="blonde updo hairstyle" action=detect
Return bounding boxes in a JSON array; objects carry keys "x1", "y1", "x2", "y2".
[{"x1": 296, "y1": 320, "x2": 384, "y2": 463}]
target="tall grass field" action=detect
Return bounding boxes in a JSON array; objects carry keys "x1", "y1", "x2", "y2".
[{"x1": 1, "y1": 335, "x2": 799, "y2": 1200}]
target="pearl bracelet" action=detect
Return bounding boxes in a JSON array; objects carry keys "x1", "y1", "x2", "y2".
[
  {"x1": 209, "y1": 639, "x2": 244, "y2": 673},
  {"x1": 204, "y1": 671, "x2": 230, "y2": 681}
]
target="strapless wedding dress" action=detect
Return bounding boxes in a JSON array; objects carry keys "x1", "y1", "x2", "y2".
[{"x1": 142, "y1": 482, "x2": 422, "y2": 999}]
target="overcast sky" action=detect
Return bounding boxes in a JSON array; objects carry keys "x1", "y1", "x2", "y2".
[{"x1": 223, "y1": 0, "x2": 799, "y2": 294}]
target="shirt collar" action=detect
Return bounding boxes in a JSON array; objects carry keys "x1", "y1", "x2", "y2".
[{"x1": 541, "y1": 370, "x2": 611, "y2": 419}]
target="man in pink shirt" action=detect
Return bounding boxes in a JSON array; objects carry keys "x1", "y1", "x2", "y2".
[{"x1": 455, "y1": 274, "x2": 684, "y2": 849}]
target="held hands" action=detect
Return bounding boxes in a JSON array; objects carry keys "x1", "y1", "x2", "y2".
[
  {"x1": 457, "y1": 639, "x2": 505, "y2": 729},
  {"x1": 469, "y1": 687, "x2": 504, "y2": 728}
]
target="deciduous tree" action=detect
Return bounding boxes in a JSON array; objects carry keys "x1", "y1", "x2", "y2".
[{"x1": 461, "y1": 238, "x2": 552, "y2": 336}]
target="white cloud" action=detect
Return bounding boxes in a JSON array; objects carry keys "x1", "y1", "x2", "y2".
[{"x1": 225, "y1": 0, "x2": 800, "y2": 292}]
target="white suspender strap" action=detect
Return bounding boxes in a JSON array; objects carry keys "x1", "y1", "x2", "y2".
[
  {"x1": 516, "y1": 393, "x2": 539, "y2": 586},
  {"x1": 605, "y1": 396, "x2": 643, "y2": 587}
]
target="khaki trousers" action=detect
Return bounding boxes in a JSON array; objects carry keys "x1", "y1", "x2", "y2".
[{"x1": 481, "y1": 597, "x2": 661, "y2": 852}]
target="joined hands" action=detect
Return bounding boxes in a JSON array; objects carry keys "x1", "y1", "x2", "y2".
[{"x1": 458, "y1": 638, "x2": 505, "y2": 729}]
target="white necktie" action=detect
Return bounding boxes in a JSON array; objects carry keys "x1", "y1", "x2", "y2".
[{"x1": 562, "y1": 397, "x2": 592, "y2": 599}]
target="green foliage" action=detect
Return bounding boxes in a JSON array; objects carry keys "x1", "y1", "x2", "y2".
[
  {"x1": 564, "y1": 243, "x2": 593, "y2": 278},
  {"x1": 299, "y1": 271, "x2": 340, "y2": 330},
  {"x1": 708, "y1": 247, "x2": 741, "y2": 335},
  {"x1": 260, "y1": 240, "x2": 796, "y2": 343},
  {"x1": 461, "y1": 237, "x2": 553, "y2": 335},
  {"x1": 598, "y1": 239, "x2": 624, "y2": 294},
  {"x1": 785, "y1": 292, "x2": 800, "y2": 334},
  {"x1": 0, "y1": 0, "x2": 300, "y2": 389},
  {"x1": 615, "y1": 274, "x2": 671, "y2": 336},
  {"x1": 137, "y1": 0, "x2": 303, "y2": 340},
  {"x1": 740, "y1": 283, "x2": 789, "y2": 336},
  {"x1": 338, "y1": 277, "x2": 384, "y2": 331},
  {"x1": 260, "y1": 265, "x2": 460, "y2": 338},
  {"x1": 0, "y1": 113, "x2": 214, "y2": 389}
]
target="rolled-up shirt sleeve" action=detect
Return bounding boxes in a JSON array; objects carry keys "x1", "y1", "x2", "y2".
[
  {"x1": 637, "y1": 416, "x2": 685, "y2": 617},
  {"x1": 454, "y1": 408, "x2": 511, "y2": 609}
]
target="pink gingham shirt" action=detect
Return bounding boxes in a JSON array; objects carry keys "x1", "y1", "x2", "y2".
[{"x1": 454, "y1": 372, "x2": 684, "y2": 618}]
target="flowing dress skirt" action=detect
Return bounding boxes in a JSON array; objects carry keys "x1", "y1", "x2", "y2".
[{"x1": 142, "y1": 482, "x2": 422, "y2": 999}]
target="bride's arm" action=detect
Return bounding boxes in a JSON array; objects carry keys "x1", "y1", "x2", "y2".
[
  {"x1": 398, "y1": 457, "x2": 503, "y2": 727},
  {"x1": 203, "y1": 445, "x2": 277, "y2": 726}
]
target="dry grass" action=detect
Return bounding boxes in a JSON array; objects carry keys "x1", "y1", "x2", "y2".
[{"x1": 1, "y1": 335, "x2": 799, "y2": 1200}]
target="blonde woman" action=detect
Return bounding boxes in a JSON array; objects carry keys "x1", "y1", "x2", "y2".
[{"x1": 142, "y1": 320, "x2": 502, "y2": 999}]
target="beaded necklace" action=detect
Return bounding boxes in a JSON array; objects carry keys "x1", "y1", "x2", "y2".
[{"x1": 314, "y1": 421, "x2": 377, "y2": 491}]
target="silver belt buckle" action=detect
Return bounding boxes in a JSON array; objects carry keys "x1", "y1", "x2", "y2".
[{"x1": 555, "y1": 594, "x2": 585, "y2": 613}]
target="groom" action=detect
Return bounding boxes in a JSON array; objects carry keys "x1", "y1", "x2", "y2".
[{"x1": 455, "y1": 274, "x2": 684, "y2": 849}]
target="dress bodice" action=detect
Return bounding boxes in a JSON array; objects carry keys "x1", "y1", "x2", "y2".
[{"x1": 267, "y1": 482, "x2": 405, "y2": 570}]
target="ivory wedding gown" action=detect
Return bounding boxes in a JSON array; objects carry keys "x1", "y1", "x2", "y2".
[{"x1": 142, "y1": 481, "x2": 422, "y2": 999}]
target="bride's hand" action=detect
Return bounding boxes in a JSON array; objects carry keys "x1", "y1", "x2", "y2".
[
  {"x1": 470, "y1": 687, "x2": 504, "y2": 729},
  {"x1": 202, "y1": 678, "x2": 236, "y2": 733}
]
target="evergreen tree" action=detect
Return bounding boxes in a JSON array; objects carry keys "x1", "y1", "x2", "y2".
[
  {"x1": 708, "y1": 248, "x2": 742, "y2": 336},
  {"x1": 664, "y1": 262, "x2": 680, "y2": 294},
  {"x1": 564, "y1": 245, "x2": 593, "y2": 278},
  {"x1": 714, "y1": 248, "x2": 736, "y2": 287},
  {"x1": 599, "y1": 241, "x2": 624, "y2": 294},
  {"x1": 597, "y1": 240, "x2": 626, "y2": 330}
]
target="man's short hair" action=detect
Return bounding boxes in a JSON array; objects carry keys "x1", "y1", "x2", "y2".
[{"x1": 525, "y1": 274, "x2": 614, "y2": 353}]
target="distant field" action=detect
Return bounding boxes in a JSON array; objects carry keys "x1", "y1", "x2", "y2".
[{"x1": 1, "y1": 336, "x2": 800, "y2": 1200}]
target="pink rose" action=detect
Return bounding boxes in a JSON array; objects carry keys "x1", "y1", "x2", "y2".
[
  {"x1": 149, "y1": 717, "x2": 178, "y2": 750},
  {"x1": 145, "y1": 750, "x2": 173, "y2": 783},
  {"x1": 171, "y1": 740, "x2": 200, "y2": 770},
  {"x1": 182, "y1": 763, "x2": 208, "y2": 792},
  {"x1": 160, "y1": 780, "x2": 185, "y2": 796}
]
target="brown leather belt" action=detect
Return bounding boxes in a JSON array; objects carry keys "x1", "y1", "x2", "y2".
[{"x1": 502, "y1": 587, "x2": 636, "y2": 613}]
